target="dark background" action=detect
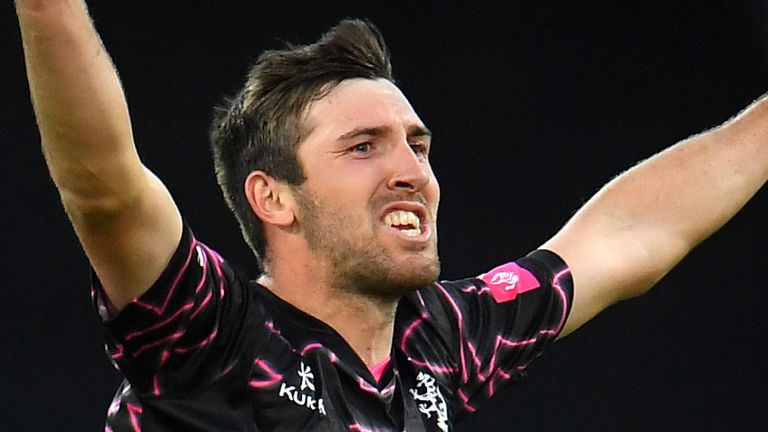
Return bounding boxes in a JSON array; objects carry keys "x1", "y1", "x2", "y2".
[{"x1": 2, "y1": 2, "x2": 767, "y2": 431}]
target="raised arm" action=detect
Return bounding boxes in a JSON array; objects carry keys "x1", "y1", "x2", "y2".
[
  {"x1": 16, "y1": 0, "x2": 182, "y2": 310},
  {"x1": 543, "y1": 95, "x2": 768, "y2": 337}
]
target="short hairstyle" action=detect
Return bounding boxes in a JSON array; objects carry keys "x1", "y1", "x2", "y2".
[{"x1": 210, "y1": 19, "x2": 394, "y2": 271}]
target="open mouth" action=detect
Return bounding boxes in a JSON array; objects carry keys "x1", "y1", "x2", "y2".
[{"x1": 382, "y1": 209, "x2": 422, "y2": 237}]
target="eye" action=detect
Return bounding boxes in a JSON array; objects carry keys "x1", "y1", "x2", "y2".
[
  {"x1": 409, "y1": 142, "x2": 429, "y2": 158},
  {"x1": 349, "y1": 142, "x2": 373, "y2": 155}
]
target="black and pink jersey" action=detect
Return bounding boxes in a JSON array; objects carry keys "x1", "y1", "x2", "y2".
[{"x1": 94, "y1": 225, "x2": 572, "y2": 431}]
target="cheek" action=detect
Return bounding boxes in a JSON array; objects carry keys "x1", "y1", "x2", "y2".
[{"x1": 307, "y1": 163, "x2": 373, "y2": 199}]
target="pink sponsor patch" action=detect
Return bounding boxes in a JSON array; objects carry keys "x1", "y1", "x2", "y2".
[{"x1": 479, "y1": 262, "x2": 540, "y2": 303}]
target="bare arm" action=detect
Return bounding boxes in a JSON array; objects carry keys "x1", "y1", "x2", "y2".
[
  {"x1": 543, "y1": 95, "x2": 768, "y2": 337},
  {"x1": 16, "y1": 0, "x2": 182, "y2": 310}
]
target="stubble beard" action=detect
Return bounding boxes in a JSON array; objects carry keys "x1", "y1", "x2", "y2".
[{"x1": 295, "y1": 187, "x2": 440, "y2": 300}]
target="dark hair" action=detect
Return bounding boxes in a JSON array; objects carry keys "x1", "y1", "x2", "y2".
[{"x1": 210, "y1": 19, "x2": 394, "y2": 270}]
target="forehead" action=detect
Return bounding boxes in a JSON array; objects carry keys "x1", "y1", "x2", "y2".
[{"x1": 301, "y1": 78, "x2": 425, "y2": 140}]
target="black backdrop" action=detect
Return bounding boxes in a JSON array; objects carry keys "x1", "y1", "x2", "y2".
[{"x1": 2, "y1": 2, "x2": 767, "y2": 431}]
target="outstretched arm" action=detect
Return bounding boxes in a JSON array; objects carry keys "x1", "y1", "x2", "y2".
[
  {"x1": 543, "y1": 95, "x2": 768, "y2": 337},
  {"x1": 16, "y1": 0, "x2": 182, "y2": 310}
]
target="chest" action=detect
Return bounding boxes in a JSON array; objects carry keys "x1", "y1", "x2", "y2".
[{"x1": 245, "y1": 336, "x2": 455, "y2": 432}]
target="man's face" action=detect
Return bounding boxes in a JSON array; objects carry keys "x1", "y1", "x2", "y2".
[{"x1": 293, "y1": 78, "x2": 440, "y2": 297}]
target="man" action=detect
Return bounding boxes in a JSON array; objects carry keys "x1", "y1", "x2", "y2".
[{"x1": 15, "y1": 1, "x2": 767, "y2": 431}]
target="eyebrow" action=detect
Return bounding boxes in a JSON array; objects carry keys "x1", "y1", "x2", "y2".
[{"x1": 336, "y1": 124, "x2": 432, "y2": 141}]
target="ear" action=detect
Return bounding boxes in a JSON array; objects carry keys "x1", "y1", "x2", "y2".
[{"x1": 244, "y1": 171, "x2": 296, "y2": 228}]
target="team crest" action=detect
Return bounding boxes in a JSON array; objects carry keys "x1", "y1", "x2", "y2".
[{"x1": 410, "y1": 371, "x2": 449, "y2": 432}]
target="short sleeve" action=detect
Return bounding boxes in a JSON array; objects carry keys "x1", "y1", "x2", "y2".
[
  {"x1": 434, "y1": 250, "x2": 573, "y2": 418},
  {"x1": 92, "y1": 224, "x2": 267, "y2": 397}
]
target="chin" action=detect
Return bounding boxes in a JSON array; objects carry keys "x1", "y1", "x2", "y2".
[{"x1": 348, "y1": 257, "x2": 441, "y2": 298}]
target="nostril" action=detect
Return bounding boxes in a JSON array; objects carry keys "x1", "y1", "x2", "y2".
[{"x1": 392, "y1": 180, "x2": 414, "y2": 190}]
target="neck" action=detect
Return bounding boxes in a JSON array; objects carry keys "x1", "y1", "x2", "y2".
[{"x1": 258, "y1": 267, "x2": 398, "y2": 367}]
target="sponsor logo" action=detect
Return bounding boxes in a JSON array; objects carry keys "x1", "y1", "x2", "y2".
[
  {"x1": 298, "y1": 361, "x2": 315, "y2": 391},
  {"x1": 279, "y1": 362, "x2": 326, "y2": 415},
  {"x1": 490, "y1": 271, "x2": 519, "y2": 291},
  {"x1": 410, "y1": 371, "x2": 449, "y2": 432},
  {"x1": 480, "y1": 262, "x2": 540, "y2": 303}
]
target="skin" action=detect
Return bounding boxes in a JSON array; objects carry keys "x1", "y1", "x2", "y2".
[{"x1": 16, "y1": 0, "x2": 183, "y2": 311}]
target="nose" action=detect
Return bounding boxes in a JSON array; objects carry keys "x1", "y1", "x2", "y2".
[{"x1": 386, "y1": 142, "x2": 431, "y2": 193}]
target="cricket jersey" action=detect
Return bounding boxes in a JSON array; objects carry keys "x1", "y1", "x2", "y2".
[{"x1": 94, "y1": 224, "x2": 572, "y2": 431}]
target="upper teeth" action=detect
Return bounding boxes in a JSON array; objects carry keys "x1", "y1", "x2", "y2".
[{"x1": 383, "y1": 210, "x2": 421, "y2": 230}]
